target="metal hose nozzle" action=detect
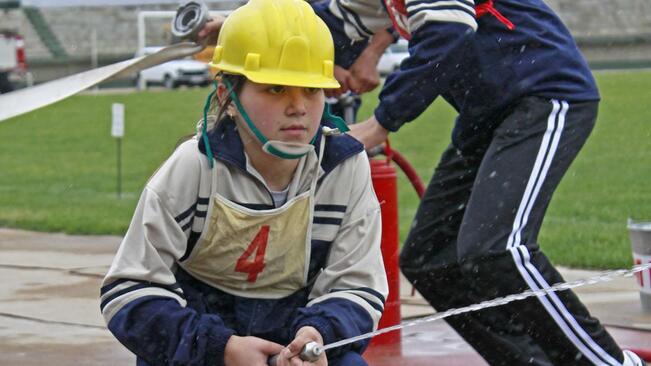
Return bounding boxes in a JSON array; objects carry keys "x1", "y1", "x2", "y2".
[
  {"x1": 267, "y1": 341, "x2": 324, "y2": 366},
  {"x1": 171, "y1": 1, "x2": 210, "y2": 41}
]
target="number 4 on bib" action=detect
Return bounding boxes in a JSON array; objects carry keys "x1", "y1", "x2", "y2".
[{"x1": 235, "y1": 225, "x2": 270, "y2": 282}]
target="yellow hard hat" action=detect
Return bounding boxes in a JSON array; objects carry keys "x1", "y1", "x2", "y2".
[{"x1": 209, "y1": 0, "x2": 339, "y2": 89}]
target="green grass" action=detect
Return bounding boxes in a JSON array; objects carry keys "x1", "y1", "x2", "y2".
[
  {"x1": 1, "y1": 71, "x2": 650, "y2": 269},
  {"x1": 0, "y1": 89, "x2": 208, "y2": 233}
]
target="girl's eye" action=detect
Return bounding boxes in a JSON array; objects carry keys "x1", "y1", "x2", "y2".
[
  {"x1": 305, "y1": 87, "x2": 320, "y2": 95},
  {"x1": 268, "y1": 85, "x2": 285, "y2": 94}
]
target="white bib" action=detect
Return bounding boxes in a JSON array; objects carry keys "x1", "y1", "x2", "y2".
[
  {"x1": 182, "y1": 191, "x2": 313, "y2": 298},
  {"x1": 182, "y1": 138, "x2": 325, "y2": 299}
]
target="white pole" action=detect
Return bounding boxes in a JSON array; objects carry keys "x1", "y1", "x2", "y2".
[
  {"x1": 111, "y1": 103, "x2": 125, "y2": 198},
  {"x1": 91, "y1": 28, "x2": 98, "y2": 92},
  {"x1": 137, "y1": 11, "x2": 147, "y2": 53}
]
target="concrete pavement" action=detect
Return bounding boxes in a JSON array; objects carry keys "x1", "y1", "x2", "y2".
[
  {"x1": 1, "y1": 228, "x2": 650, "y2": 365},
  {"x1": 0, "y1": 228, "x2": 134, "y2": 365}
]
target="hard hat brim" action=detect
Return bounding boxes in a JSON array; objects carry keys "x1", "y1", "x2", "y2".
[{"x1": 210, "y1": 63, "x2": 340, "y2": 89}]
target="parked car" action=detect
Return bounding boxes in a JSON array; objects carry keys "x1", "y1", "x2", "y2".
[
  {"x1": 135, "y1": 46, "x2": 212, "y2": 89},
  {"x1": 377, "y1": 39, "x2": 409, "y2": 76}
]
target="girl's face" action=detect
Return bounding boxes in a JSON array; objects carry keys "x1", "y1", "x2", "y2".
[{"x1": 235, "y1": 80, "x2": 325, "y2": 146}]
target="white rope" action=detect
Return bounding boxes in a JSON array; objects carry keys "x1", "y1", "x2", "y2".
[{"x1": 322, "y1": 263, "x2": 650, "y2": 351}]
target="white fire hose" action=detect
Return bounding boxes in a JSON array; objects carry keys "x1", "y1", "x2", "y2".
[{"x1": 0, "y1": 1, "x2": 212, "y2": 122}]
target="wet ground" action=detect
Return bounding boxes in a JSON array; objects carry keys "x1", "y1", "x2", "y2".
[{"x1": 1, "y1": 228, "x2": 650, "y2": 365}]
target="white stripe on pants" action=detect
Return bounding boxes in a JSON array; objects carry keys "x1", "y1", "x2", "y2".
[{"x1": 506, "y1": 99, "x2": 624, "y2": 366}]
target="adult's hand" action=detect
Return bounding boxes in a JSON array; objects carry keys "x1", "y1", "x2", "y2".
[
  {"x1": 325, "y1": 65, "x2": 352, "y2": 98},
  {"x1": 348, "y1": 51, "x2": 381, "y2": 94},
  {"x1": 197, "y1": 15, "x2": 226, "y2": 45},
  {"x1": 348, "y1": 116, "x2": 389, "y2": 149},
  {"x1": 276, "y1": 326, "x2": 327, "y2": 366},
  {"x1": 224, "y1": 335, "x2": 284, "y2": 366},
  {"x1": 348, "y1": 29, "x2": 395, "y2": 94}
]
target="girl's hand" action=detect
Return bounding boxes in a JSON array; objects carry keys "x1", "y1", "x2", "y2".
[
  {"x1": 277, "y1": 326, "x2": 328, "y2": 366},
  {"x1": 224, "y1": 335, "x2": 284, "y2": 366}
]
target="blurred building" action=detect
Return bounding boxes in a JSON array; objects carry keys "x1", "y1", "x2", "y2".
[{"x1": 546, "y1": 0, "x2": 651, "y2": 69}]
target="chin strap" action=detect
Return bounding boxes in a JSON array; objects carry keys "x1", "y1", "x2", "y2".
[
  {"x1": 201, "y1": 81, "x2": 218, "y2": 169},
  {"x1": 223, "y1": 78, "x2": 321, "y2": 160},
  {"x1": 321, "y1": 103, "x2": 350, "y2": 133}
]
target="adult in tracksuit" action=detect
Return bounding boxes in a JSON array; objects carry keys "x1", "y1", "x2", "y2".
[
  {"x1": 100, "y1": 0, "x2": 387, "y2": 365},
  {"x1": 309, "y1": 0, "x2": 645, "y2": 364}
]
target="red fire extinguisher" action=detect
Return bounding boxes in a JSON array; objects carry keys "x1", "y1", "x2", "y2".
[{"x1": 368, "y1": 141, "x2": 402, "y2": 348}]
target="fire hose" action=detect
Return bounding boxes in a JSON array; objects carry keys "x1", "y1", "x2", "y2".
[
  {"x1": 367, "y1": 140, "x2": 425, "y2": 199},
  {"x1": 0, "y1": 1, "x2": 214, "y2": 122}
]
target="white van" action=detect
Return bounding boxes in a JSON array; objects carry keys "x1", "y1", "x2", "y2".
[{"x1": 135, "y1": 47, "x2": 212, "y2": 89}]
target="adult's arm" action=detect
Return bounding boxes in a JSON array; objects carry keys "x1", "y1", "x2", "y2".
[{"x1": 313, "y1": 0, "x2": 478, "y2": 145}]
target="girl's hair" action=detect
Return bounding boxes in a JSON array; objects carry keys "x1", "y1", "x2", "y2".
[
  {"x1": 207, "y1": 72, "x2": 246, "y2": 128},
  {"x1": 176, "y1": 73, "x2": 246, "y2": 148}
]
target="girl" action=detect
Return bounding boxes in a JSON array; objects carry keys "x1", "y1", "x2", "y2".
[{"x1": 100, "y1": 0, "x2": 388, "y2": 365}]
